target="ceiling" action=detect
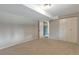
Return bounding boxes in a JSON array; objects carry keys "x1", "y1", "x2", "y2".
[
  {"x1": 0, "y1": 4, "x2": 79, "y2": 24},
  {"x1": 0, "y1": 4, "x2": 49, "y2": 24},
  {"x1": 44, "y1": 4, "x2": 79, "y2": 18},
  {"x1": 24, "y1": 4, "x2": 79, "y2": 19}
]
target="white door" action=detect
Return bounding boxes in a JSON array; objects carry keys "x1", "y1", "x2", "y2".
[{"x1": 59, "y1": 17, "x2": 77, "y2": 43}]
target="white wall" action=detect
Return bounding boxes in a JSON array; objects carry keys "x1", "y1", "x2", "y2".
[
  {"x1": 0, "y1": 23, "x2": 38, "y2": 49},
  {"x1": 0, "y1": 11, "x2": 38, "y2": 49}
]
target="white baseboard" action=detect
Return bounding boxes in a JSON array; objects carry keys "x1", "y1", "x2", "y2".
[{"x1": 0, "y1": 36, "x2": 34, "y2": 50}]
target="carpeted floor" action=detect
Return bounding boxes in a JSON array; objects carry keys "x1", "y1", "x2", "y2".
[{"x1": 0, "y1": 39, "x2": 79, "y2": 55}]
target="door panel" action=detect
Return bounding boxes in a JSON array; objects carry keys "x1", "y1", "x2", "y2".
[{"x1": 59, "y1": 17, "x2": 77, "y2": 43}]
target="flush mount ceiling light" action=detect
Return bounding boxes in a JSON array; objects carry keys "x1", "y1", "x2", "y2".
[{"x1": 41, "y1": 4, "x2": 54, "y2": 10}]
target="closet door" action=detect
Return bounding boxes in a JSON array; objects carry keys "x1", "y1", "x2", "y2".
[
  {"x1": 59, "y1": 19, "x2": 66, "y2": 41},
  {"x1": 59, "y1": 17, "x2": 77, "y2": 43}
]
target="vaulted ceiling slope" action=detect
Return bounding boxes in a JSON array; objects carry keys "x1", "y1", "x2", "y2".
[
  {"x1": 0, "y1": 4, "x2": 79, "y2": 24},
  {"x1": 0, "y1": 4, "x2": 50, "y2": 24},
  {"x1": 24, "y1": 4, "x2": 79, "y2": 19},
  {"x1": 44, "y1": 4, "x2": 79, "y2": 18}
]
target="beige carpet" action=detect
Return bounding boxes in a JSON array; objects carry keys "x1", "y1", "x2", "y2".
[{"x1": 0, "y1": 39, "x2": 79, "y2": 55}]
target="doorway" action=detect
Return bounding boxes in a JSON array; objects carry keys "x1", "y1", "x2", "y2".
[
  {"x1": 39, "y1": 20, "x2": 49, "y2": 38},
  {"x1": 43, "y1": 21, "x2": 49, "y2": 38}
]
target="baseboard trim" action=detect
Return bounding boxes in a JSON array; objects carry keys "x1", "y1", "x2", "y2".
[{"x1": 0, "y1": 38, "x2": 34, "y2": 50}]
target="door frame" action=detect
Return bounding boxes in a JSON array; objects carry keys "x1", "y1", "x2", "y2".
[{"x1": 43, "y1": 20, "x2": 49, "y2": 38}]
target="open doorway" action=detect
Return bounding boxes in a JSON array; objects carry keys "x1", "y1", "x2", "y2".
[
  {"x1": 43, "y1": 21, "x2": 49, "y2": 38},
  {"x1": 39, "y1": 20, "x2": 49, "y2": 38}
]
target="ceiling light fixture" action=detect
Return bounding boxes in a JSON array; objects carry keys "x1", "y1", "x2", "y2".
[{"x1": 41, "y1": 4, "x2": 54, "y2": 10}]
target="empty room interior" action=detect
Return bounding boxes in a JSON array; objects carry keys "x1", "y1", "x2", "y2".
[{"x1": 0, "y1": 4, "x2": 79, "y2": 55}]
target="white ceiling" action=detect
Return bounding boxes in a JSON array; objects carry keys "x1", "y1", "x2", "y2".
[
  {"x1": 24, "y1": 4, "x2": 79, "y2": 19},
  {"x1": 44, "y1": 4, "x2": 79, "y2": 18},
  {"x1": 0, "y1": 4, "x2": 49, "y2": 24},
  {"x1": 0, "y1": 4, "x2": 79, "y2": 24}
]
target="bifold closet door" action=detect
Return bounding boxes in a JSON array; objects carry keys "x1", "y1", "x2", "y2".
[{"x1": 59, "y1": 17, "x2": 77, "y2": 43}]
